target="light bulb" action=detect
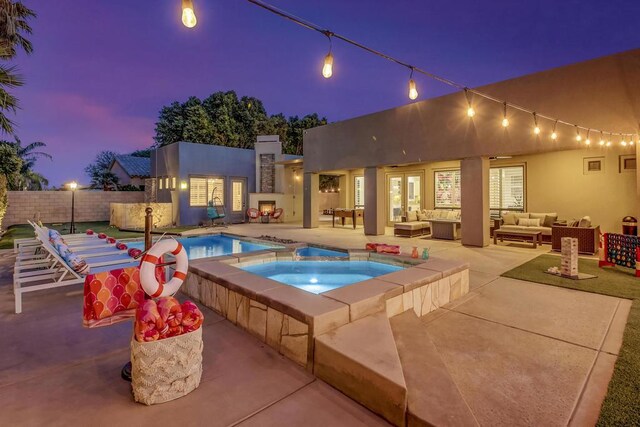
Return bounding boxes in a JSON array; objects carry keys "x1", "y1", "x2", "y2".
[
  {"x1": 181, "y1": 0, "x2": 197, "y2": 28},
  {"x1": 408, "y1": 79, "x2": 418, "y2": 100},
  {"x1": 599, "y1": 139, "x2": 605, "y2": 146},
  {"x1": 502, "y1": 118, "x2": 509, "y2": 127},
  {"x1": 585, "y1": 139, "x2": 591, "y2": 145},
  {"x1": 322, "y1": 52, "x2": 333, "y2": 78},
  {"x1": 467, "y1": 107, "x2": 475, "y2": 117},
  {"x1": 622, "y1": 140, "x2": 627, "y2": 146},
  {"x1": 576, "y1": 134, "x2": 582, "y2": 142},
  {"x1": 534, "y1": 126, "x2": 540, "y2": 135},
  {"x1": 551, "y1": 131, "x2": 557, "y2": 140},
  {"x1": 606, "y1": 141, "x2": 611, "y2": 147},
  {"x1": 630, "y1": 140, "x2": 635, "y2": 146}
]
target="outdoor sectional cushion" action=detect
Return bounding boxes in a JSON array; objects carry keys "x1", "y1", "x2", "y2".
[
  {"x1": 543, "y1": 215, "x2": 558, "y2": 227},
  {"x1": 500, "y1": 225, "x2": 552, "y2": 236},
  {"x1": 406, "y1": 210, "x2": 418, "y2": 222},
  {"x1": 513, "y1": 212, "x2": 530, "y2": 222},
  {"x1": 395, "y1": 221, "x2": 429, "y2": 231},
  {"x1": 502, "y1": 213, "x2": 517, "y2": 225},
  {"x1": 519, "y1": 218, "x2": 541, "y2": 227}
]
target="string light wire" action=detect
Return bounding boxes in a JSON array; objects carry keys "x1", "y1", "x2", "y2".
[{"x1": 245, "y1": 0, "x2": 636, "y2": 138}]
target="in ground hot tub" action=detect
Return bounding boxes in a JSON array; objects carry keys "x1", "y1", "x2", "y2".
[{"x1": 240, "y1": 260, "x2": 403, "y2": 294}]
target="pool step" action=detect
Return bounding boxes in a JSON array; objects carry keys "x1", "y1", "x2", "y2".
[
  {"x1": 390, "y1": 311, "x2": 479, "y2": 427},
  {"x1": 314, "y1": 312, "x2": 407, "y2": 426}
]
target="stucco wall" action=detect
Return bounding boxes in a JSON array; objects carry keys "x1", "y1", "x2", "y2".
[
  {"x1": 4, "y1": 191, "x2": 145, "y2": 228},
  {"x1": 304, "y1": 49, "x2": 640, "y2": 173},
  {"x1": 110, "y1": 202, "x2": 173, "y2": 229}
]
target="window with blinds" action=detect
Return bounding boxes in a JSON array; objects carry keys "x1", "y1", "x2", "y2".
[
  {"x1": 354, "y1": 176, "x2": 364, "y2": 207},
  {"x1": 189, "y1": 177, "x2": 208, "y2": 206},
  {"x1": 434, "y1": 170, "x2": 461, "y2": 208},
  {"x1": 207, "y1": 178, "x2": 224, "y2": 205},
  {"x1": 490, "y1": 166, "x2": 525, "y2": 216}
]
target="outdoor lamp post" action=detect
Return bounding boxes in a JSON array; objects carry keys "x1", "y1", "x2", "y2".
[{"x1": 68, "y1": 181, "x2": 78, "y2": 234}]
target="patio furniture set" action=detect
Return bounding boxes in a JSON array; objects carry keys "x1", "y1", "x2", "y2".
[
  {"x1": 246, "y1": 208, "x2": 284, "y2": 224},
  {"x1": 394, "y1": 209, "x2": 600, "y2": 254}
]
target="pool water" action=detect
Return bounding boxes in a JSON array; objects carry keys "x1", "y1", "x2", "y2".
[
  {"x1": 129, "y1": 235, "x2": 276, "y2": 260},
  {"x1": 296, "y1": 247, "x2": 348, "y2": 258},
  {"x1": 241, "y1": 260, "x2": 403, "y2": 294}
]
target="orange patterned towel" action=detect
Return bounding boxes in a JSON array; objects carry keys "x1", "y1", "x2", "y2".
[
  {"x1": 157, "y1": 297, "x2": 184, "y2": 338},
  {"x1": 135, "y1": 300, "x2": 165, "y2": 342},
  {"x1": 83, "y1": 267, "x2": 145, "y2": 328},
  {"x1": 181, "y1": 301, "x2": 204, "y2": 333},
  {"x1": 375, "y1": 244, "x2": 401, "y2": 255}
]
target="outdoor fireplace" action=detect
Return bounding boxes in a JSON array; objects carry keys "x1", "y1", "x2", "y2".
[{"x1": 258, "y1": 200, "x2": 276, "y2": 215}]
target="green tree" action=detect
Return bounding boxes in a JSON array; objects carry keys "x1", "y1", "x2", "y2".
[
  {"x1": 85, "y1": 150, "x2": 119, "y2": 191},
  {"x1": 0, "y1": 143, "x2": 21, "y2": 230},
  {"x1": 286, "y1": 113, "x2": 328, "y2": 155},
  {"x1": 154, "y1": 101, "x2": 185, "y2": 146},
  {"x1": 0, "y1": 0, "x2": 36, "y2": 135},
  {"x1": 0, "y1": 136, "x2": 51, "y2": 190},
  {"x1": 183, "y1": 102, "x2": 215, "y2": 144},
  {"x1": 129, "y1": 148, "x2": 152, "y2": 158}
]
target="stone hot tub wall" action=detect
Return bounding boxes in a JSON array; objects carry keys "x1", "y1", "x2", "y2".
[{"x1": 182, "y1": 248, "x2": 470, "y2": 370}]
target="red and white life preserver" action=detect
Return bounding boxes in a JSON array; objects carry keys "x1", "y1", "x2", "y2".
[{"x1": 140, "y1": 239, "x2": 188, "y2": 298}]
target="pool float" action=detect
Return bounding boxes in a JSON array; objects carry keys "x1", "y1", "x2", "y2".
[{"x1": 140, "y1": 239, "x2": 188, "y2": 298}]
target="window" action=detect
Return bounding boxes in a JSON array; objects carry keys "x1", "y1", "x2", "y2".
[
  {"x1": 354, "y1": 176, "x2": 364, "y2": 207},
  {"x1": 490, "y1": 166, "x2": 525, "y2": 216},
  {"x1": 232, "y1": 181, "x2": 243, "y2": 211},
  {"x1": 165, "y1": 177, "x2": 169, "y2": 189},
  {"x1": 583, "y1": 157, "x2": 605, "y2": 175},
  {"x1": 189, "y1": 177, "x2": 208, "y2": 206},
  {"x1": 620, "y1": 155, "x2": 636, "y2": 173},
  {"x1": 158, "y1": 177, "x2": 163, "y2": 190},
  {"x1": 434, "y1": 170, "x2": 461, "y2": 208},
  {"x1": 171, "y1": 177, "x2": 176, "y2": 189},
  {"x1": 207, "y1": 178, "x2": 224, "y2": 205}
]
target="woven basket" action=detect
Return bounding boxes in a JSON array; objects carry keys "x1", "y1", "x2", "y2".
[{"x1": 131, "y1": 327, "x2": 203, "y2": 405}]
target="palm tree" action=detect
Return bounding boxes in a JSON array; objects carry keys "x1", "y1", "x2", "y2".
[
  {"x1": 0, "y1": 0, "x2": 35, "y2": 135},
  {"x1": 0, "y1": 136, "x2": 51, "y2": 190}
]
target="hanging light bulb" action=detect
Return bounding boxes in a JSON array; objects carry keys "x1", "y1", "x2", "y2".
[
  {"x1": 408, "y1": 68, "x2": 418, "y2": 100},
  {"x1": 181, "y1": 0, "x2": 197, "y2": 28},
  {"x1": 551, "y1": 120, "x2": 558, "y2": 140},
  {"x1": 621, "y1": 135, "x2": 627, "y2": 146},
  {"x1": 321, "y1": 32, "x2": 333, "y2": 79},
  {"x1": 585, "y1": 129, "x2": 591, "y2": 145},
  {"x1": 501, "y1": 102, "x2": 509, "y2": 127},
  {"x1": 322, "y1": 52, "x2": 333, "y2": 78},
  {"x1": 532, "y1": 112, "x2": 540, "y2": 135},
  {"x1": 464, "y1": 88, "x2": 475, "y2": 117},
  {"x1": 599, "y1": 131, "x2": 605, "y2": 146},
  {"x1": 575, "y1": 126, "x2": 582, "y2": 142}
]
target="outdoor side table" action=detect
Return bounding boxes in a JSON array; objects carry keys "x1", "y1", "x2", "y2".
[{"x1": 430, "y1": 219, "x2": 461, "y2": 240}]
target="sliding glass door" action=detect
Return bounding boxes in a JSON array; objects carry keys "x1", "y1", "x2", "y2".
[{"x1": 386, "y1": 172, "x2": 423, "y2": 226}]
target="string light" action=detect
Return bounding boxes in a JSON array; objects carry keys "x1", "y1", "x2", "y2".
[
  {"x1": 236, "y1": 1, "x2": 637, "y2": 142},
  {"x1": 322, "y1": 32, "x2": 333, "y2": 78},
  {"x1": 501, "y1": 102, "x2": 509, "y2": 127},
  {"x1": 408, "y1": 68, "x2": 418, "y2": 100},
  {"x1": 181, "y1": 0, "x2": 197, "y2": 28},
  {"x1": 465, "y1": 88, "x2": 475, "y2": 117},
  {"x1": 575, "y1": 126, "x2": 582, "y2": 142},
  {"x1": 599, "y1": 131, "x2": 605, "y2": 146},
  {"x1": 621, "y1": 134, "x2": 627, "y2": 146},
  {"x1": 585, "y1": 129, "x2": 591, "y2": 145},
  {"x1": 532, "y1": 113, "x2": 540, "y2": 135}
]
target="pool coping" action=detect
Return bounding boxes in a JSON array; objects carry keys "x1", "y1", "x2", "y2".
[{"x1": 182, "y1": 241, "x2": 470, "y2": 370}]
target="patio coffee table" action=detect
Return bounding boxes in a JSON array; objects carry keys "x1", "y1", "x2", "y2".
[
  {"x1": 494, "y1": 229, "x2": 543, "y2": 248},
  {"x1": 430, "y1": 219, "x2": 461, "y2": 240}
]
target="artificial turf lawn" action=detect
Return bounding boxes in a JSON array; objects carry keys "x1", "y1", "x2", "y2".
[
  {"x1": 502, "y1": 254, "x2": 640, "y2": 427},
  {"x1": 0, "y1": 221, "x2": 143, "y2": 249}
]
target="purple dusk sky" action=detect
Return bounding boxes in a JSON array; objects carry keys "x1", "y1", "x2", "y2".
[{"x1": 11, "y1": 0, "x2": 640, "y2": 187}]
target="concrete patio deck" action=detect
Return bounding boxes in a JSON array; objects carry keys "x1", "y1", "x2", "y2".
[
  {"x1": 0, "y1": 222, "x2": 629, "y2": 426},
  {"x1": 0, "y1": 249, "x2": 388, "y2": 427}
]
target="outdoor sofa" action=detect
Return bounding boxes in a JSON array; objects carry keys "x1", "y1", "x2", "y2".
[
  {"x1": 493, "y1": 212, "x2": 563, "y2": 244},
  {"x1": 394, "y1": 209, "x2": 460, "y2": 237},
  {"x1": 551, "y1": 220, "x2": 600, "y2": 255}
]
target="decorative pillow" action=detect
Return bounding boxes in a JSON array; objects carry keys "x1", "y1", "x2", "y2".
[
  {"x1": 502, "y1": 213, "x2": 517, "y2": 225},
  {"x1": 67, "y1": 254, "x2": 90, "y2": 276},
  {"x1": 578, "y1": 216, "x2": 592, "y2": 228},
  {"x1": 447, "y1": 210, "x2": 458, "y2": 220},
  {"x1": 569, "y1": 219, "x2": 580, "y2": 227},
  {"x1": 406, "y1": 210, "x2": 418, "y2": 222},
  {"x1": 417, "y1": 211, "x2": 428, "y2": 221},
  {"x1": 425, "y1": 210, "x2": 437, "y2": 219},
  {"x1": 518, "y1": 218, "x2": 541, "y2": 227},
  {"x1": 437, "y1": 210, "x2": 449, "y2": 219},
  {"x1": 542, "y1": 215, "x2": 558, "y2": 227},
  {"x1": 513, "y1": 212, "x2": 530, "y2": 221}
]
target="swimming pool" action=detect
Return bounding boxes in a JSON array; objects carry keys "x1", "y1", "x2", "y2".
[
  {"x1": 241, "y1": 260, "x2": 403, "y2": 294},
  {"x1": 129, "y1": 234, "x2": 277, "y2": 260},
  {"x1": 295, "y1": 246, "x2": 348, "y2": 258}
]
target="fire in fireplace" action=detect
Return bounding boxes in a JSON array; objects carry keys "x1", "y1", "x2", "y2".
[{"x1": 258, "y1": 200, "x2": 276, "y2": 215}]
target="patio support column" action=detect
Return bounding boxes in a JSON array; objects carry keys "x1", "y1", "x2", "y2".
[
  {"x1": 339, "y1": 175, "x2": 348, "y2": 207},
  {"x1": 364, "y1": 167, "x2": 385, "y2": 235},
  {"x1": 303, "y1": 172, "x2": 319, "y2": 229},
  {"x1": 461, "y1": 156, "x2": 490, "y2": 247}
]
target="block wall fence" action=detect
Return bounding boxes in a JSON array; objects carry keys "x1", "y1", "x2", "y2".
[{"x1": 3, "y1": 191, "x2": 145, "y2": 228}]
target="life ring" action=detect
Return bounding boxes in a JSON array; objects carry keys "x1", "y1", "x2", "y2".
[{"x1": 140, "y1": 239, "x2": 188, "y2": 298}]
